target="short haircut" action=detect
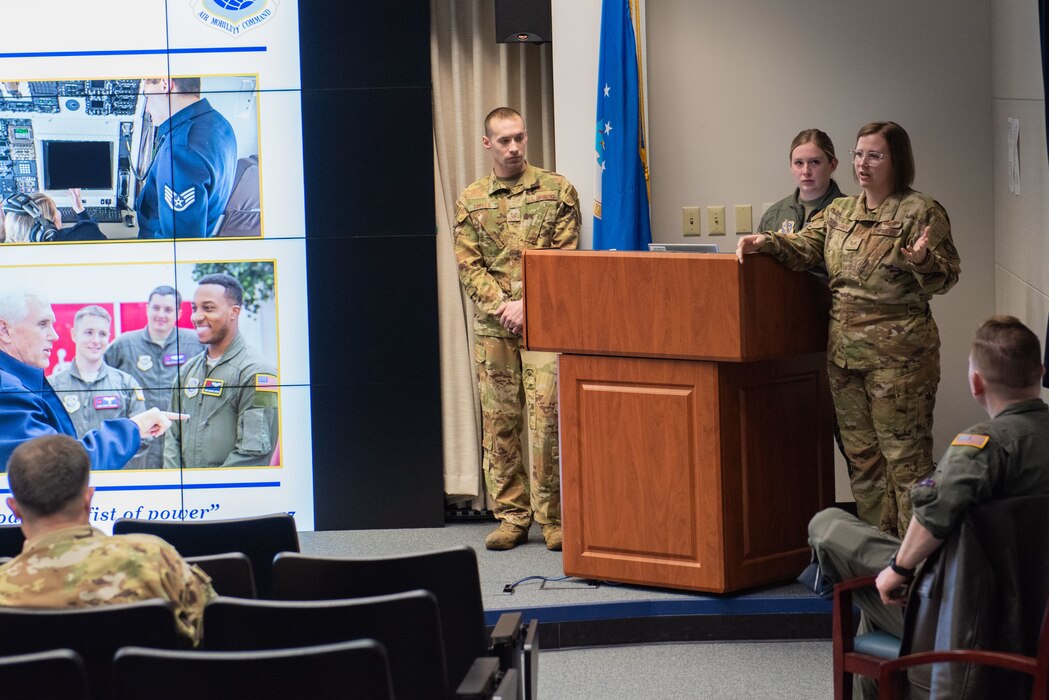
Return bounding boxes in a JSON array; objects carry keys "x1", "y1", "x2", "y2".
[
  {"x1": 855, "y1": 121, "x2": 915, "y2": 194},
  {"x1": 196, "y1": 273, "x2": 243, "y2": 306},
  {"x1": 790, "y1": 128, "x2": 836, "y2": 163},
  {"x1": 149, "y1": 284, "x2": 182, "y2": 308},
  {"x1": 0, "y1": 289, "x2": 44, "y2": 325},
  {"x1": 170, "y1": 77, "x2": 201, "y2": 96},
  {"x1": 144, "y1": 77, "x2": 201, "y2": 96},
  {"x1": 7, "y1": 435, "x2": 90, "y2": 518},
  {"x1": 4, "y1": 193, "x2": 57, "y2": 243},
  {"x1": 971, "y1": 315, "x2": 1043, "y2": 391},
  {"x1": 484, "y1": 107, "x2": 524, "y2": 137},
  {"x1": 73, "y1": 304, "x2": 111, "y2": 329}
]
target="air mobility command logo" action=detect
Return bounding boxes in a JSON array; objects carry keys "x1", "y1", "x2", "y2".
[
  {"x1": 63, "y1": 395, "x2": 81, "y2": 413},
  {"x1": 137, "y1": 355, "x2": 154, "y2": 371},
  {"x1": 185, "y1": 378, "x2": 201, "y2": 398},
  {"x1": 191, "y1": 0, "x2": 280, "y2": 37}
]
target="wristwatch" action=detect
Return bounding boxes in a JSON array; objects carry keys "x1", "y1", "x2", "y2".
[{"x1": 889, "y1": 553, "x2": 916, "y2": 580}]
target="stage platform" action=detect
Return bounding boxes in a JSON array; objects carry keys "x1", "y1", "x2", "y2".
[{"x1": 299, "y1": 521, "x2": 832, "y2": 650}]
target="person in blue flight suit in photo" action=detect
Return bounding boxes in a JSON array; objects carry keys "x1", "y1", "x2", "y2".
[{"x1": 135, "y1": 76, "x2": 237, "y2": 239}]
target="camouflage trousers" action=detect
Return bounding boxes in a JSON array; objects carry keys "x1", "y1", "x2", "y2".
[
  {"x1": 828, "y1": 353, "x2": 939, "y2": 538},
  {"x1": 809, "y1": 507, "x2": 904, "y2": 700},
  {"x1": 475, "y1": 336, "x2": 561, "y2": 527}
]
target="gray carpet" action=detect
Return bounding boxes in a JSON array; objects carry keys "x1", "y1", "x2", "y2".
[
  {"x1": 299, "y1": 522, "x2": 818, "y2": 614},
  {"x1": 539, "y1": 640, "x2": 832, "y2": 699}
]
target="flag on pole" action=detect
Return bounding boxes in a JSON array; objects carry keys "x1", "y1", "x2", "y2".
[{"x1": 593, "y1": 0, "x2": 651, "y2": 250}]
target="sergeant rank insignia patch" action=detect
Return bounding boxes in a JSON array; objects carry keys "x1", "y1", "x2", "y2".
[{"x1": 951, "y1": 433, "x2": 989, "y2": 449}]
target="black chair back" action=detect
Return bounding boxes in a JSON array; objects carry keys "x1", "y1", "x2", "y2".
[
  {"x1": 113, "y1": 640, "x2": 394, "y2": 700},
  {"x1": 0, "y1": 524, "x2": 25, "y2": 558},
  {"x1": 203, "y1": 591, "x2": 449, "y2": 699},
  {"x1": 185, "y1": 553, "x2": 257, "y2": 599},
  {"x1": 0, "y1": 648, "x2": 89, "y2": 700},
  {"x1": 112, "y1": 513, "x2": 299, "y2": 597},
  {"x1": 272, "y1": 546, "x2": 488, "y2": 688},
  {"x1": 0, "y1": 600, "x2": 180, "y2": 698}
]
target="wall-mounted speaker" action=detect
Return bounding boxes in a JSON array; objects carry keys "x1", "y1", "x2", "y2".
[{"x1": 494, "y1": 0, "x2": 551, "y2": 44}]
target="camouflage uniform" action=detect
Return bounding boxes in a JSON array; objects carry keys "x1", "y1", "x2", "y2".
[
  {"x1": 454, "y1": 163, "x2": 580, "y2": 527},
  {"x1": 0, "y1": 525, "x2": 215, "y2": 645},
  {"x1": 48, "y1": 362, "x2": 150, "y2": 469},
  {"x1": 163, "y1": 332, "x2": 279, "y2": 469},
  {"x1": 808, "y1": 398, "x2": 1049, "y2": 700},
  {"x1": 761, "y1": 189, "x2": 960, "y2": 536},
  {"x1": 105, "y1": 327, "x2": 205, "y2": 469}
]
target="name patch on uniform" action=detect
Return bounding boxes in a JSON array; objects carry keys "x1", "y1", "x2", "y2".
[
  {"x1": 137, "y1": 355, "x2": 154, "y2": 372},
  {"x1": 63, "y1": 395, "x2": 81, "y2": 413},
  {"x1": 94, "y1": 395, "x2": 120, "y2": 411},
  {"x1": 163, "y1": 353, "x2": 187, "y2": 367},
  {"x1": 202, "y1": 378, "x2": 224, "y2": 396},
  {"x1": 255, "y1": 373, "x2": 278, "y2": 392},
  {"x1": 951, "y1": 433, "x2": 989, "y2": 449}
]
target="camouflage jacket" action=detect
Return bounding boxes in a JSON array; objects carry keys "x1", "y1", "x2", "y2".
[
  {"x1": 761, "y1": 189, "x2": 960, "y2": 369},
  {"x1": 0, "y1": 525, "x2": 214, "y2": 645},
  {"x1": 454, "y1": 163, "x2": 580, "y2": 337}
]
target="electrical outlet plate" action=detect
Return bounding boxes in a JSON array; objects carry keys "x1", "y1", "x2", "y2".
[
  {"x1": 734, "y1": 204, "x2": 752, "y2": 234},
  {"x1": 707, "y1": 205, "x2": 726, "y2": 235}
]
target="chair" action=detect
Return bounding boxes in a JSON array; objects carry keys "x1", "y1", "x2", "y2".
[
  {"x1": 458, "y1": 657, "x2": 519, "y2": 700},
  {"x1": 202, "y1": 591, "x2": 449, "y2": 699},
  {"x1": 0, "y1": 524, "x2": 25, "y2": 557},
  {"x1": 272, "y1": 546, "x2": 537, "y2": 698},
  {"x1": 214, "y1": 155, "x2": 261, "y2": 237},
  {"x1": 832, "y1": 494, "x2": 1049, "y2": 699},
  {"x1": 0, "y1": 600, "x2": 180, "y2": 699},
  {"x1": 112, "y1": 640, "x2": 395, "y2": 700},
  {"x1": 185, "y1": 553, "x2": 257, "y2": 598},
  {"x1": 0, "y1": 649, "x2": 89, "y2": 700},
  {"x1": 879, "y1": 600, "x2": 1049, "y2": 699},
  {"x1": 112, "y1": 513, "x2": 299, "y2": 598}
]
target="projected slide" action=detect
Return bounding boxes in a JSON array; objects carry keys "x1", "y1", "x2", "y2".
[{"x1": 0, "y1": 0, "x2": 313, "y2": 529}]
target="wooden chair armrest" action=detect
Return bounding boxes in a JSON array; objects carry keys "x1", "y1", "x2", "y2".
[
  {"x1": 878, "y1": 650, "x2": 1038, "y2": 700},
  {"x1": 833, "y1": 575, "x2": 878, "y2": 655}
]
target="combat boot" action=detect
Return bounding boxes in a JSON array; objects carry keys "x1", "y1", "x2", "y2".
[
  {"x1": 541, "y1": 524, "x2": 563, "y2": 551},
  {"x1": 485, "y1": 522, "x2": 529, "y2": 550}
]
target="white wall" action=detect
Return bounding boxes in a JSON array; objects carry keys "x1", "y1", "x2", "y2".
[
  {"x1": 992, "y1": 0, "x2": 1049, "y2": 377},
  {"x1": 554, "y1": 0, "x2": 1006, "y2": 500}
]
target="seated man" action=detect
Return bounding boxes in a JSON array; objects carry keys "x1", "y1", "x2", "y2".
[
  {"x1": 808, "y1": 315, "x2": 1049, "y2": 698},
  {"x1": 0, "y1": 435, "x2": 214, "y2": 645}
]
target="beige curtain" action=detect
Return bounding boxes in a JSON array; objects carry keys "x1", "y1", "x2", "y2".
[{"x1": 431, "y1": 0, "x2": 555, "y2": 505}]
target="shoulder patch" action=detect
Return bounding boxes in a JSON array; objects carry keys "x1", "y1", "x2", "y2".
[
  {"x1": 255, "y1": 373, "x2": 279, "y2": 392},
  {"x1": 951, "y1": 433, "x2": 989, "y2": 449}
]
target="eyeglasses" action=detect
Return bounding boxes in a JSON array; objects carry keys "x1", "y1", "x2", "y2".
[{"x1": 849, "y1": 149, "x2": 888, "y2": 165}]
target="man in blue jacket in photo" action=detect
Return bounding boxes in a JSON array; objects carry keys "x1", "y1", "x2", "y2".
[{"x1": 0, "y1": 290, "x2": 180, "y2": 470}]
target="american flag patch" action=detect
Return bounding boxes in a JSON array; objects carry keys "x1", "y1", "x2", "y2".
[
  {"x1": 951, "y1": 433, "x2": 989, "y2": 449},
  {"x1": 202, "y1": 379, "x2": 224, "y2": 396},
  {"x1": 94, "y1": 395, "x2": 120, "y2": 410},
  {"x1": 255, "y1": 373, "x2": 278, "y2": 392}
]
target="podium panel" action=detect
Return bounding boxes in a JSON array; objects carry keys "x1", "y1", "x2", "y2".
[{"x1": 560, "y1": 352, "x2": 832, "y2": 593}]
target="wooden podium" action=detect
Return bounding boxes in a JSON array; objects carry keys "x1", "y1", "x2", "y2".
[{"x1": 523, "y1": 250, "x2": 834, "y2": 593}]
